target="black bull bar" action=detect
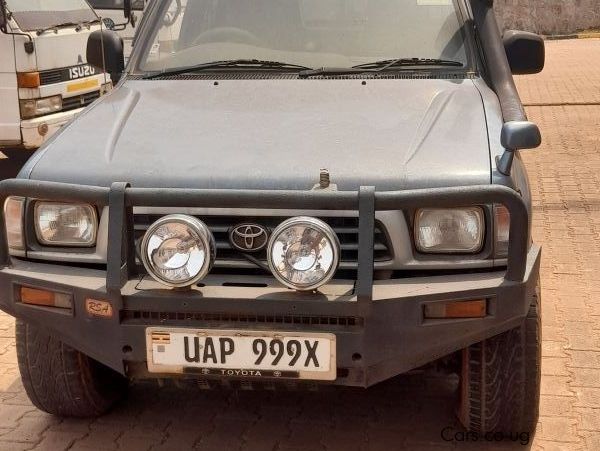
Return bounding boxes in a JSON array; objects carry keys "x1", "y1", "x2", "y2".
[
  {"x1": 0, "y1": 179, "x2": 534, "y2": 383},
  {"x1": 0, "y1": 178, "x2": 529, "y2": 297}
]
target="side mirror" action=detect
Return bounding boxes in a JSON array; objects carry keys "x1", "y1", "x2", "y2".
[
  {"x1": 123, "y1": 0, "x2": 137, "y2": 28},
  {"x1": 503, "y1": 30, "x2": 545, "y2": 75},
  {"x1": 87, "y1": 30, "x2": 125, "y2": 83},
  {"x1": 501, "y1": 121, "x2": 541, "y2": 151},
  {"x1": 497, "y1": 121, "x2": 542, "y2": 175},
  {"x1": 124, "y1": 0, "x2": 132, "y2": 20}
]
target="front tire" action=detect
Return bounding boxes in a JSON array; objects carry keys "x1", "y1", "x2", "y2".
[
  {"x1": 458, "y1": 285, "x2": 541, "y2": 434},
  {"x1": 16, "y1": 320, "x2": 128, "y2": 417}
]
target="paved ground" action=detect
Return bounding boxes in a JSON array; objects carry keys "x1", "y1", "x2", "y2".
[{"x1": 0, "y1": 38, "x2": 599, "y2": 450}]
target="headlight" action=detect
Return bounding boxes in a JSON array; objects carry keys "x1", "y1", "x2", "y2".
[
  {"x1": 35, "y1": 202, "x2": 97, "y2": 247},
  {"x1": 4, "y1": 197, "x2": 25, "y2": 250},
  {"x1": 141, "y1": 215, "x2": 215, "y2": 288},
  {"x1": 267, "y1": 217, "x2": 340, "y2": 291},
  {"x1": 494, "y1": 205, "x2": 510, "y2": 257},
  {"x1": 19, "y1": 95, "x2": 62, "y2": 119},
  {"x1": 414, "y1": 208, "x2": 484, "y2": 254}
]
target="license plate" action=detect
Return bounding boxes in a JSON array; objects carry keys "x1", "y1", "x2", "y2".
[
  {"x1": 146, "y1": 328, "x2": 336, "y2": 381},
  {"x1": 66, "y1": 64, "x2": 98, "y2": 80}
]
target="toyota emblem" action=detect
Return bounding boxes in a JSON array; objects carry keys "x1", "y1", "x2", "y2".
[{"x1": 229, "y1": 224, "x2": 269, "y2": 252}]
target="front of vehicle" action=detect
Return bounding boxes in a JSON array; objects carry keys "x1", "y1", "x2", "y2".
[
  {"x1": 0, "y1": 0, "x2": 542, "y2": 433},
  {"x1": 3, "y1": 0, "x2": 111, "y2": 149}
]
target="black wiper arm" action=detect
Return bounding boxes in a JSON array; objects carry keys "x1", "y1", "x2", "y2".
[
  {"x1": 36, "y1": 19, "x2": 100, "y2": 35},
  {"x1": 37, "y1": 22, "x2": 77, "y2": 35},
  {"x1": 297, "y1": 58, "x2": 464, "y2": 78},
  {"x1": 143, "y1": 59, "x2": 313, "y2": 79},
  {"x1": 298, "y1": 67, "x2": 367, "y2": 78},
  {"x1": 79, "y1": 19, "x2": 102, "y2": 28},
  {"x1": 352, "y1": 58, "x2": 464, "y2": 70}
]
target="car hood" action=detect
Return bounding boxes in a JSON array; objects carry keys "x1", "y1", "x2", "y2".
[{"x1": 25, "y1": 78, "x2": 491, "y2": 191}]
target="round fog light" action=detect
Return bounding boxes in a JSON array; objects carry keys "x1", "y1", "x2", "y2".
[
  {"x1": 141, "y1": 215, "x2": 215, "y2": 288},
  {"x1": 267, "y1": 217, "x2": 340, "y2": 291}
]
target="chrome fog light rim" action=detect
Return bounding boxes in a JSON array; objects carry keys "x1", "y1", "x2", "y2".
[
  {"x1": 267, "y1": 216, "x2": 340, "y2": 291},
  {"x1": 141, "y1": 214, "x2": 215, "y2": 288}
]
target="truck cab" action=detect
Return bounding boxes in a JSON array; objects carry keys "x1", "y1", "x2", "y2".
[{"x1": 0, "y1": 0, "x2": 111, "y2": 150}]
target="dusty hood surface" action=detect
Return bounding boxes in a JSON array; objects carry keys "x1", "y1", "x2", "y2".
[{"x1": 25, "y1": 78, "x2": 491, "y2": 191}]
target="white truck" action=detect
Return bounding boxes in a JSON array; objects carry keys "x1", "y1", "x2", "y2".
[{"x1": 0, "y1": 0, "x2": 112, "y2": 150}]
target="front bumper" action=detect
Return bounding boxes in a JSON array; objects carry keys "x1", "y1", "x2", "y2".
[
  {"x1": 0, "y1": 180, "x2": 540, "y2": 387},
  {"x1": 20, "y1": 108, "x2": 84, "y2": 150}
]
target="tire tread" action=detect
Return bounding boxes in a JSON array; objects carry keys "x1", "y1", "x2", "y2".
[
  {"x1": 462, "y1": 286, "x2": 541, "y2": 434},
  {"x1": 16, "y1": 320, "x2": 127, "y2": 417}
]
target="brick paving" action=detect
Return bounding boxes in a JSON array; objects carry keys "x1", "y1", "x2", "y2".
[
  {"x1": 0, "y1": 38, "x2": 599, "y2": 450},
  {"x1": 516, "y1": 38, "x2": 600, "y2": 451}
]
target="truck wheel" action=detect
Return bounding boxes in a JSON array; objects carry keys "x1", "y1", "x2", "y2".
[
  {"x1": 458, "y1": 285, "x2": 541, "y2": 434},
  {"x1": 15, "y1": 319, "x2": 127, "y2": 417}
]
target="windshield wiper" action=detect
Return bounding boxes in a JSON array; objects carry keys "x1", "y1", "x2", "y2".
[
  {"x1": 298, "y1": 67, "x2": 367, "y2": 78},
  {"x1": 352, "y1": 58, "x2": 464, "y2": 70},
  {"x1": 298, "y1": 58, "x2": 464, "y2": 78},
  {"x1": 36, "y1": 18, "x2": 100, "y2": 36},
  {"x1": 142, "y1": 59, "x2": 313, "y2": 79}
]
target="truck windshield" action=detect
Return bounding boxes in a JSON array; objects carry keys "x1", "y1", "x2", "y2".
[
  {"x1": 6, "y1": 0, "x2": 98, "y2": 32},
  {"x1": 137, "y1": 0, "x2": 470, "y2": 74}
]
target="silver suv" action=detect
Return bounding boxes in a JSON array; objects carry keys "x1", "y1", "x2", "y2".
[{"x1": 0, "y1": 0, "x2": 544, "y2": 435}]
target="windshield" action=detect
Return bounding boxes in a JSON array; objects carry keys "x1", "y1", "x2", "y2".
[
  {"x1": 7, "y1": 0, "x2": 98, "y2": 31},
  {"x1": 137, "y1": 0, "x2": 470, "y2": 73}
]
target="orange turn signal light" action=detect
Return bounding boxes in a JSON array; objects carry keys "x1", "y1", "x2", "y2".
[
  {"x1": 17, "y1": 72, "x2": 41, "y2": 88},
  {"x1": 424, "y1": 299, "x2": 486, "y2": 319},
  {"x1": 19, "y1": 287, "x2": 72, "y2": 309}
]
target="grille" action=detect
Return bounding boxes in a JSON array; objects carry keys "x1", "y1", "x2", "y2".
[
  {"x1": 39, "y1": 69, "x2": 64, "y2": 85},
  {"x1": 62, "y1": 91, "x2": 101, "y2": 112},
  {"x1": 133, "y1": 215, "x2": 393, "y2": 270},
  {"x1": 123, "y1": 310, "x2": 364, "y2": 327}
]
